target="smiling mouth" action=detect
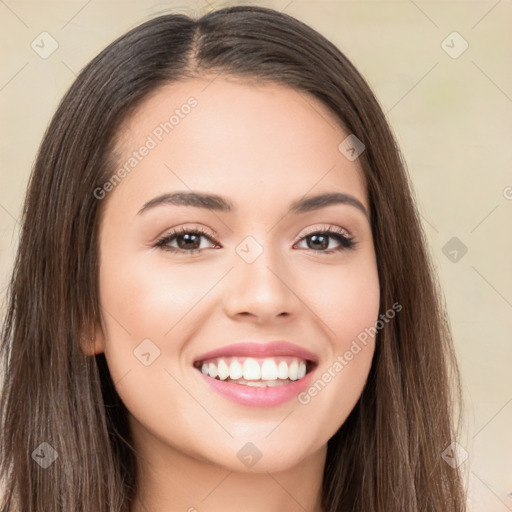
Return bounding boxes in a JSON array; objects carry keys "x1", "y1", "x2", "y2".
[{"x1": 193, "y1": 356, "x2": 317, "y2": 387}]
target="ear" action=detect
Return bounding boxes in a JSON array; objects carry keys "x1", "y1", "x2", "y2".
[{"x1": 79, "y1": 325, "x2": 106, "y2": 356}]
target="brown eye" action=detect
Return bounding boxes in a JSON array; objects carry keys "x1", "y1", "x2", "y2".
[
  {"x1": 295, "y1": 227, "x2": 357, "y2": 254},
  {"x1": 155, "y1": 228, "x2": 219, "y2": 254}
]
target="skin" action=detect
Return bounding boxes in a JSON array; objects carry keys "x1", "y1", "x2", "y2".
[{"x1": 83, "y1": 77, "x2": 380, "y2": 512}]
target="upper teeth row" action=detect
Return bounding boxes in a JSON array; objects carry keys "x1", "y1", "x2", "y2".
[{"x1": 200, "y1": 357, "x2": 307, "y2": 381}]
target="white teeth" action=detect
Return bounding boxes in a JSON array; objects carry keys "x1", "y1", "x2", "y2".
[
  {"x1": 243, "y1": 358, "x2": 261, "y2": 380},
  {"x1": 229, "y1": 360, "x2": 243, "y2": 380},
  {"x1": 277, "y1": 361, "x2": 288, "y2": 379},
  {"x1": 198, "y1": 356, "x2": 310, "y2": 383},
  {"x1": 208, "y1": 362, "x2": 218, "y2": 379},
  {"x1": 264, "y1": 379, "x2": 286, "y2": 387},
  {"x1": 298, "y1": 361, "x2": 306, "y2": 379},
  {"x1": 288, "y1": 360, "x2": 299, "y2": 380},
  {"x1": 217, "y1": 359, "x2": 229, "y2": 380},
  {"x1": 261, "y1": 359, "x2": 278, "y2": 380},
  {"x1": 244, "y1": 379, "x2": 285, "y2": 387}
]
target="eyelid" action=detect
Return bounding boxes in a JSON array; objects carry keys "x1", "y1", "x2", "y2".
[
  {"x1": 154, "y1": 222, "x2": 357, "y2": 254},
  {"x1": 154, "y1": 225, "x2": 219, "y2": 249},
  {"x1": 155, "y1": 223, "x2": 352, "y2": 244},
  {"x1": 154, "y1": 224, "x2": 218, "y2": 243},
  {"x1": 298, "y1": 223, "x2": 353, "y2": 240},
  {"x1": 293, "y1": 224, "x2": 357, "y2": 253}
]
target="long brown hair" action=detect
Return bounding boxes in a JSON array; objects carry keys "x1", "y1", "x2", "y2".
[{"x1": 0, "y1": 5, "x2": 466, "y2": 511}]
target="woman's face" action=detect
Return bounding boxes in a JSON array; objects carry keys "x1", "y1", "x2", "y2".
[{"x1": 91, "y1": 77, "x2": 380, "y2": 473}]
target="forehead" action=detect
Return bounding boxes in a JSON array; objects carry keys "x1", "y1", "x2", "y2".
[{"x1": 108, "y1": 77, "x2": 368, "y2": 214}]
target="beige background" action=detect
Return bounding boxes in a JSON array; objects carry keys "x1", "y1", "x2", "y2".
[{"x1": 1, "y1": 0, "x2": 511, "y2": 510}]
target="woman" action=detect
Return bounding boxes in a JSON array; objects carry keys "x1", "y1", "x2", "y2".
[{"x1": 0, "y1": 5, "x2": 466, "y2": 511}]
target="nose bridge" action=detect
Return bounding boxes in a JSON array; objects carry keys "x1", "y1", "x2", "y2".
[{"x1": 223, "y1": 232, "x2": 297, "y2": 320}]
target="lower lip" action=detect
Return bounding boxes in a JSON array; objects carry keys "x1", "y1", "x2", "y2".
[{"x1": 195, "y1": 367, "x2": 316, "y2": 407}]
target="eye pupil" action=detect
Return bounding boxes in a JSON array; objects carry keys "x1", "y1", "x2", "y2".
[
  {"x1": 308, "y1": 234, "x2": 328, "y2": 250},
  {"x1": 178, "y1": 233, "x2": 200, "y2": 250},
  {"x1": 157, "y1": 228, "x2": 353, "y2": 255}
]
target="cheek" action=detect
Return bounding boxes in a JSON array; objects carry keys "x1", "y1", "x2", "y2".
[
  {"x1": 296, "y1": 254, "x2": 380, "y2": 415},
  {"x1": 99, "y1": 248, "x2": 209, "y2": 341},
  {"x1": 302, "y1": 254, "x2": 380, "y2": 347},
  {"x1": 97, "y1": 250, "x2": 204, "y2": 431},
  {"x1": 332, "y1": 277, "x2": 380, "y2": 353}
]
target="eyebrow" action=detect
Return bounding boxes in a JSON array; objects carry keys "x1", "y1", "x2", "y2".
[{"x1": 137, "y1": 191, "x2": 369, "y2": 220}]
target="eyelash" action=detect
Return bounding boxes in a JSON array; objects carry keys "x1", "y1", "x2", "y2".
[{"x1": 154, "y1": 225, "x2": 357, "y2": 255}]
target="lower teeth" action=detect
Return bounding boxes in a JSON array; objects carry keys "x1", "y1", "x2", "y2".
[{"x1": 222, "y1": 377, "x2": 293, "y2": 387}]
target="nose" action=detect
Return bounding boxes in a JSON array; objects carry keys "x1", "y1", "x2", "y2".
[{"x1": 222, "y1": 247, "x2": 299, "y2": 324}]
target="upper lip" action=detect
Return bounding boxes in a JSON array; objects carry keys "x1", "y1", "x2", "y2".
[{"x1": 193, "y1": 341, "x2": 319, "y2": 365}]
